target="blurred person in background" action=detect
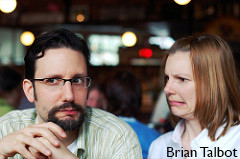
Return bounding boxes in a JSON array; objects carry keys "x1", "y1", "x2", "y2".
[
  {"x1": 86, "y1": 82, "x2": 105, "y2": 109},
  {"x1": 150, "y1": 90, "x2": 172, "y2": 133},
  {"x1": 18, "y1": 94, "x2": 35, "y2": 110},
  {"x1": 0, "y1": 66, "x2": 22, "y2": 116},
  {"x1": 102, "y1": 70, "x2": 160, "y2": 159},
  {"x1": 148, "y1": 34, "x2": 240, "y2": 158},
  {"x1": 151, "y1": 90, "x2": 169, "y2": 125}
]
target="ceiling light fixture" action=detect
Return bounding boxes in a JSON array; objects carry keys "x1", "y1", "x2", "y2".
[
  {"x1": 122, "y1": 31, "x2": 137, "y2": 47},
  {"x1": 20, "y1": 31, "x2": 35, "y2": 46},
  {"x1": 0, "y1": 0, "x2": 17, "y2": 13},
  {"x1": 174, "y1": 0, "x2": 191, "y2": 5}
]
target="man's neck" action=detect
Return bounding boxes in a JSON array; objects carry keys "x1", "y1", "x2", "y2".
[{"x1": 62, "y1": 130, "x2": 79, "y2": 146}]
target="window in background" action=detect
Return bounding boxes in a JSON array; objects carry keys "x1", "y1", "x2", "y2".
[
  {"x1": 88, "y1": 34, "x2": 122, "y2": 66},
  {"x1": 149, "y1": 36, "x2": 175, "y2": 50},
  {"x1": 0, "y1": 28, "x2": 25, "y2": 65},
  {"x1": 147, "y1": 22, "x2": 175, "y2": 50}
]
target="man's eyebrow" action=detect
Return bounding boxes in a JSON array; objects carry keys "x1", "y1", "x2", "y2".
[
  {"x1": 42, "y1": 74, "x2": 62, "y2": 78},
  {"x1": 42, "y1": 73, "x2": 88, "y2": 78},
  {"x1": 73, "y1": 73, "x2": 88, "y2": 78}
]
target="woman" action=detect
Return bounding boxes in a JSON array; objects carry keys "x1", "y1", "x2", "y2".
[{"x1": 148, "y1": 34, "x2": 240, "y2": 159}]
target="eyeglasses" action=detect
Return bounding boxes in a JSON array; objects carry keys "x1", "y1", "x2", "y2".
[{"x1": 31, "y1": 77, "x2": 91, "y2": 90}]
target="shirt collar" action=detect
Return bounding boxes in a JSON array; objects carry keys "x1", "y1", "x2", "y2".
[
  {"x1": 192, "y1": 123, "x2": 227, "y2": 148},
  {"x1": 172, "y1": 119, "x2": 185, "y2": 144},
  {"x1": 171, "y1": 120, "x2": 207, "y2": 147},
  {"x1": 171, "y1": 119, "x2": 228, "y2": 148},
  {"x1": 76, "y1": 106, "x2": 92, "y2": 157}
]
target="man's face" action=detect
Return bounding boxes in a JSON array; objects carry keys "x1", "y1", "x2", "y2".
[{"x1": 33, "y1": 47, "x2": 88, "y2": 131}]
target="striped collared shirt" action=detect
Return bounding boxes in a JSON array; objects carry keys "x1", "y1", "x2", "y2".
[{"x1": 0, "y1": 107, "x2": 142, "y2": 159}]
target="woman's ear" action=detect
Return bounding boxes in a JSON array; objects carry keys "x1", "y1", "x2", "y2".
[{"x1": 22, "y1": 79, "x2": 35, "y2": 103}]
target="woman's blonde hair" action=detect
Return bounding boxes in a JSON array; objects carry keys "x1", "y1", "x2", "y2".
[{"x1": 166, "y1": 34, "x2": 240, "y2": 141}]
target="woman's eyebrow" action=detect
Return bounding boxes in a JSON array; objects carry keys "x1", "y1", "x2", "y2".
[{"x1": 174, "y1": 73, "x2": 192, "y2": 79}]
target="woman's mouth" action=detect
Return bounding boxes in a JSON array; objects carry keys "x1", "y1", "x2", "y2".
[{"x1": 169, "y1": 100, "x2": 185, "y2": 106}]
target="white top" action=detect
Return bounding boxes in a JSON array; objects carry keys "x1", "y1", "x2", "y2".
[
  {"x1": 67, "y1": 139, "x2": 78, "y2": 154},
  {"x1": 148, "y1": 120, "x2": 240, "y2": 159}
]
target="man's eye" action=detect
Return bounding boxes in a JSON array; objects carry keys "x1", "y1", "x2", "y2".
[
  {"x1": 72, "y1": 78, "x2": 83, "y2": 84},
  {"x1": 45, "y1": 78, "x2": 59, "y2": 84}
]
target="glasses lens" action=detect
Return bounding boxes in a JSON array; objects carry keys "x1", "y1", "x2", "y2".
[
  {"x1": 43, "y1": 78, "x2": 62, "y2": 86},
  {"x1": 72, "y1": 77, "x2": 91, "y2": 88},
  {"x1": 34, "y1": 77, "x2": 91, "y2": 90}
]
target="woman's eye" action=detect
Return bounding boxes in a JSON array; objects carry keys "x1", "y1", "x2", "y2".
[{"x1": 179, "y1": 77, "x2": 188, "y2": 82}]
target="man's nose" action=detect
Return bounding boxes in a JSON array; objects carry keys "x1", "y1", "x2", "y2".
[{"x1": 62, "y1": 81, "x2": 74, "y2": 102}]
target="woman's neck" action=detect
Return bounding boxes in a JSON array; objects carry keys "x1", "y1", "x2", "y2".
[{"x1": 181, "y1": 119, "x2": 202, "y2": 151}]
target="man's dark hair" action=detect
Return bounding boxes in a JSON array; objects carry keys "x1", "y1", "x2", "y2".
[
  {"x1": 0, "y1": 66, "x2": 22, "y2": 92},
  {"x1": 24, "y1": 28, "x2": 90, "y2": 79},
  {"x1": 103, "y1": 71, "x2": 142, "y2": 117}
]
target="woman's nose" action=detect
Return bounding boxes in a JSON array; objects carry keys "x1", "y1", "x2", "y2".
[{"x1": 164, "y1": 80, "x2": 175, "y2": 95}]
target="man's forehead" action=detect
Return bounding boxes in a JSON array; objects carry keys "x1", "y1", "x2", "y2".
[
  {"x1": 34, "y1": 48, "x2": 87, "y2": 77},
  {"x1": 35, "y1": 48, "x2": 85, "y2": 62}
]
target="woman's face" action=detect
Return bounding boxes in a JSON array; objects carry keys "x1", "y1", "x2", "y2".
[{"x1": 164, "y1": 51, "x2": 196, "y2": 120}]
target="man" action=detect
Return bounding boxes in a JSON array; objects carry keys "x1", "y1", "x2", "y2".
[{"x1": 0, "y1": 29, "x2": 142, "y2": 159}]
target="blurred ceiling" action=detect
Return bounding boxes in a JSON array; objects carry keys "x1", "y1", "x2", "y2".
[{"x1": 0, "y1": 0, "x2": 240, "y2": 40}]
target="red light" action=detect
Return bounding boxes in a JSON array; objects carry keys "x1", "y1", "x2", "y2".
[{"x1": 139, "y1": 48, "x2": 153, "y2": 58}]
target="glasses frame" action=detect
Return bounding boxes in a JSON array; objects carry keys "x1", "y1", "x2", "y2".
[{"x1": 30, "y1": 76, "x2": 92, "y2": 88}]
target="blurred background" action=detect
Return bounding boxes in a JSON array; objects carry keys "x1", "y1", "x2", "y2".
[{"x1": 0, "y1": 0, "x2": 240, "y2": 123}]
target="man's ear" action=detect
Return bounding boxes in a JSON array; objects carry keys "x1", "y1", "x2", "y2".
[{"x1": 22, "y1": 79, "x2": 35, "y2": 103}]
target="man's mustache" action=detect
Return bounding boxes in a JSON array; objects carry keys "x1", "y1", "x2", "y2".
[{"x1": 49, "y1": 102, "x2": 83, "y2": 115}]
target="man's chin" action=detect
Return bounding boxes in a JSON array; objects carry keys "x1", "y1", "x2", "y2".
[
  {"x1": 48, "y1": 116, "x2": 84, "y2": 131},
  {"x1": 47, "y1": 103, "x2": 85, "y2": 131}
]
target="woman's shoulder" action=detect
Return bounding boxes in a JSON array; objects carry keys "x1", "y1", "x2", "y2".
[
  {"x1": 148, "y1": 131, "x2": 174, "y2": 159},
  {"x1": 151, "y1": 131, "x2": 173, "y2": 146}
]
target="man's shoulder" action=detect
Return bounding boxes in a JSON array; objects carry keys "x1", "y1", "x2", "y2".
[
  {"x1": 0, "y1": 108, "x2": 36, "y2": 126},
  {"x1": 82, "y1": 107, "x2": 142, "y2": 158},
  {"x1": 86, "y1": 107, "x2": 133, "y2": 133}
]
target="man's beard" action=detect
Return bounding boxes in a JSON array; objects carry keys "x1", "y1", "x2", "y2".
[{"x1": 47, "y1": 102, "x2": 85, "y2": 131}]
